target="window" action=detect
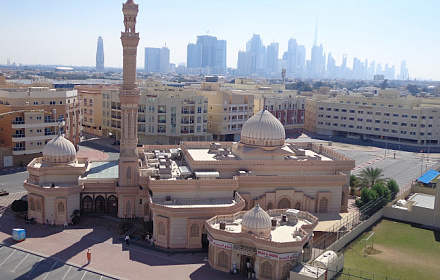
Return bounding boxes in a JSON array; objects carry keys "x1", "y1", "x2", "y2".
[
  {"x1": 392, "y1": 122, "x2": 398, "y2": 125},
  {"x1": 375, "y1": 120, "x2": 381, "y2": 123},
  {"x1": 158, "y1": 222, "x2": 165, "y2": 236},
  {"x1": 126, "y1": 167, "x2": 132, "y2": 180},
  {"x1": 190, "y1": 224, "x2": 199, "y2": 237},
  {"x1": 30, "y1": 198, "x2": 35, "y2": 211},
  {"x1": 277, "y1": 198, "x2": 291, "y2": 209},
  {"x1": 349, "y1": 110, "x2": 355, "y2": 113},
  {"x1": 59, "y1": 101, "x2": 63, "y2": 105},
  {"x1": 341, "y1": 109, "x2": 347, "y2": 112},
  {"x1": 266, "y1": 202, "x2": 273, "y2": 210},
  {"x1": 393, "y1": 114, "x2": 399, "y2": 117},
  {"x1": 197, "y1": 107, "x2": 202, "y2": 114},
  {"x1": 58, "y1": 202, "x2": 65, "y2": 213},
  {"x1": 319, "y1": 197, "x2": 329, "y2": 213},
  {"x1": 89, "y1": 99, "x2": 93, "y2": 105},
  {"x1": 217, "y1": 251, "x2": 229, "y2": 269},
  {"x1": 402, "y1": 114, "x2": 408, "y2": 118},
  {"x1": 260, "y1": 261, "x2": 273, "y2": 279}
]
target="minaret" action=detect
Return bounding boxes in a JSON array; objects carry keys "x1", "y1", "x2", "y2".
[{"x1": 119, "y1": 0, "x2": 140, "y2": 188}]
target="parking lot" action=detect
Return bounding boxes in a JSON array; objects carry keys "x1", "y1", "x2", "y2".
[{"x1": 0, "y1": 244, "x2": 117, "y2": 280}]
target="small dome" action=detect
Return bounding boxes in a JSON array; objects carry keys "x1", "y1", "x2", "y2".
[
  {"x1": 240, "y1": 110, "x2": 285, "y2": 147},
  {"x1": 241, "y1": 205, "x2": 271, "y2": 230},
  {"x1": 43, "y1": 135, "x2": 76, "y2": 163}
]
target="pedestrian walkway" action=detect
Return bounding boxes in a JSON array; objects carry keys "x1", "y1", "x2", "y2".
[{"x1": 0, "y1": 243, "x2": 117, "y2": 280}]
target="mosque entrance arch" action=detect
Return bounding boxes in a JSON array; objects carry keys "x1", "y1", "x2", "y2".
[
  {"x1": 107, "y1": 195, "x2": 118, "y2": 214},
  {"x1": 82, "y1": 196, "x2": 93, "y2": 214},
  {"x1": 95, "y1": 195, "x2": 105, "y2": 213}
]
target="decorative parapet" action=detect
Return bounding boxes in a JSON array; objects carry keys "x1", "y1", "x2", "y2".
[
  {"x1": 235, "y1": 174, "x2": 347, "y2": 184},
  {"x1": 24, "y1": 180, "x2": 83, "y2": 195},
  {"x1": 149, "y1": 192, "x2": 245, "y2": 215},
  {"x1": 205, "y1": 209, "x2": 318, "y2": 249},
  {"x1": 147, "y1": 176, "x2": 239, "y2": 190}
]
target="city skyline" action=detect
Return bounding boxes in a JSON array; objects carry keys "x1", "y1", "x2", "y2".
[{"x1": 1, "y1": 0, "x2": 439, "y2": 80}]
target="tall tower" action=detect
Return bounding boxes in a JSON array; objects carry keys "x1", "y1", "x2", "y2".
[
  {"x1": 119, "y1": 0, "x2": 140, "y2": 188},
  {"x1": 96, "y1": 36, "x2": 104, "y2": 71}
]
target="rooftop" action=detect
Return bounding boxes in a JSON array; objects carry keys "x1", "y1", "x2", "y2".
[
  {"x1": 85, "y1": 161, "x2": 119, "y2": 179},
  {"x1": 408, "y1": 193, "x2": 435, "y2": 209}
]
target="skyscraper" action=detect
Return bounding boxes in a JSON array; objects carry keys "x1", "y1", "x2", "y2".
[
  {"x1": 144, "y1": 46, "x2": 169, "y2": 72},
  {"x1": 96, "y1": 36, "x2": 104, "y2": 71},
  {"x1": 144, "y1": 47, "x2": 161, "y2": 72},
  {"x1": 119, "y1": 0, "x2": 140, "y2": 188},
  {"x1": 159, "y1": 46, "x2": 170, "y2": 72},
  {"x1": 187, "y1": 35, "x2": 227, "y2": 74},
  {"x1": 266, "y1": 42, "x2": 279, "y2": 74},
  {"x1": 310, "y1": 22, "x2": 325, "y2": 78}
]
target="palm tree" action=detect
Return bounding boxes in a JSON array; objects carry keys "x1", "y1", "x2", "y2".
[{"x1": 357, "y1": 167, "x2": 387, "y2": 189}]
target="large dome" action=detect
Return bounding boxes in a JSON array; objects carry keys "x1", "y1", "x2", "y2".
[
  {"x1": 241, "y1": 205, "x2": 271, "y2": 230},
  {"x1": 240, "y1": 110, "x2": 285, "y2": 147},
  {"x1": 42, "y1": 135, "x2": 76, "y2": 163}
]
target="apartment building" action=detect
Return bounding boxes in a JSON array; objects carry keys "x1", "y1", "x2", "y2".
[
  {"x1": 254, "y1": 90, "x2": 306, "y2": 136},
  {"x1": 305, "y1": 91, "x2": 440, "y2": 149},
  {"x1": 200, "y1": 81, "x2": 254, "y2": 141},
  {"x1": 0, "y1": 87, "x2": 81, "y2": 167},
  {"x1": 75, "y1": 85, "x2": 119, "y2": 136},
  {"x1": 101, "y1": 83, "x2": 211, "y2": 144}
]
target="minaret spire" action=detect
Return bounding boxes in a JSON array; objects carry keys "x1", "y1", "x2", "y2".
[{"x1": 118, "y1": 0, "x2": 140, "y2": 189}]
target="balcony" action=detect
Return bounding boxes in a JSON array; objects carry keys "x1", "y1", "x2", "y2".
[
  {"x1": 45, "y1": 131, "x2": 56, "y2": 136},
  {"x1": 111, "y1": 106, "x2": 121, "y2": 110},
  {"x1": 158, "y1": 120, "x2": 166, "y2": 123},
  {"x1": 11, "y1": 120, "x2": 25, "y2": 125},
  {"x1": 158, "y1": 110, "x2": 166, "y2": 114},
  {"x1": 111, "y1": 115, "x2": 122, "y2": 119},
  {"x1": 138, "y1": 119, "x2": 146, "y2": 123},
  {"x1": 44, "y1": 118, "x2": 64, "y2": 123},
  {"x1": 181, "y1": 111, "x2": 195, "y2": 114},
  {"x1": 13, "y1": 147, "x2": 25, "y2": 151},
  {"x1": 12, "y1": 134, "x2": 25, "y2": 138}
]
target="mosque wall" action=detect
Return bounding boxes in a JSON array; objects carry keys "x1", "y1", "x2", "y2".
[{"x1": 169, "y1": 217, "x2": 188, "y2": 248}]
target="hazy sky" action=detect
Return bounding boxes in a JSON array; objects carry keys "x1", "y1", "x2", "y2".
[{"x1": 1, "y1": 0, "x2": 439, "y2": 80}]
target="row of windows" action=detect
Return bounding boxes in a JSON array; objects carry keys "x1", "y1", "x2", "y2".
[
  {"x1": 318, "y1": 107, "x2": 435, "y2": 119},
  {"x1": 319, "y1": 122, "x2": 433, "y2": 135}
]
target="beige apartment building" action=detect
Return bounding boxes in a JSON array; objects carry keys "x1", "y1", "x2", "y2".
[
  {"x1": 305, "y1": 91, "x2": 440, "y2": 149},
  {"x1": 75, "y1": 85, "x2": 116, "y2": 137},
  {"x1": 0, "y1": 87, "x2": 81, "y2": 167},
  {"x1": 254, "y1": 90, "x2": 306, "y2": 136},
  {"x1": 200, "y1": 81, "x2": 254, "y2": 141},
  {"x1": 101, "y1": 82, "x2": 211, "y2": 144}
]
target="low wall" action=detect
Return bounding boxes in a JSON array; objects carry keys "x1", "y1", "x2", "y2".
[
  {"x1": 383, "y1": 205, "x2": 435, "y2": 226},
  {"x1": 332, "y1": 209, "x2": 383, "y2": 252}
]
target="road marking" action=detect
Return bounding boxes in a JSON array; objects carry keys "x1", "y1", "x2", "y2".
[
  {"x1": 12, "y1": 253, "x2": 28, "y2": 272},
  {"x1": 26, "y1": 257, "x2": 43, "y2": 277},
  {"x1": 80, "y1": 271, "x2": 87, "y2": 280},
  {"x1": 42, "y1": 261, "x2": 57, "y2": 280},
  {"x1": 0, "y1": 250, "x2": 15, "y2": 267},
  {"x1": 61, "y1": 266, "x2": 71, "y2": 280}
]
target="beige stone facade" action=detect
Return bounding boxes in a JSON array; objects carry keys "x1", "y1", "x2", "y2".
[
  {"x1": 206, "y1": 207, "x2": 318, "y2": 279},
  {"x1": 305, "y1": 91, "x2": 440, "y2": 149},
  {"x1": 0, "y1": 87, "x2": 81, "y2": 167}
]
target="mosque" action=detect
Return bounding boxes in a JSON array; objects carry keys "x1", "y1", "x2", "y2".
[{"x1": 24, "y1": 2, "x2": 354, "y2": 278}]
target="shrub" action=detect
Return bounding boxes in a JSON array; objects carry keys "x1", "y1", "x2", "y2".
[
  {"x1": 71, "y1": 209, "x2": 80, "y2": 225},
  {"x1": 11, "y1": 200, "x2": 28, "y2": 212},
  {"x1": 386, "y1": 179, "x2": 399, "y2": 199}
]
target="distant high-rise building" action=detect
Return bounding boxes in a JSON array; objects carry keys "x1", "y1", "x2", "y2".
[
  {"x1": 96, "y1": 36, "x2": 104, "y2": 71},
  {"x1": 160, "y1": 46, "x2": 170, "y2": 72},
  {"x1": 187, "y1": 43, "x2": 202, "y2": 68},
  {"x1": 145, "y1": 46, "x2": 170, "y2": 73},
  {"x1": 399, "y1": 60, "x2": 409, "y2": 80},
  {"x1": 266, "y1": 42, "x2": 279, "y2": 74},
  {"x1": 286, "y1": 38, "x2": 305, "y2": 75},
  {"x1": 145, "y1": 47, "x2": 161, "y2": 72},
  {"x1": 186, "y1": 35, "x2": 227, "y2": 74}
]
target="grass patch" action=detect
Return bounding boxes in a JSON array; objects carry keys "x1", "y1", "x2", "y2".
[{"x1": 342, "y1": 219, "x2": 440, "y2": 280}]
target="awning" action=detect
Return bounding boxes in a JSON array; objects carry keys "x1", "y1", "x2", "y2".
[{"x1": 417, "y1": 169, "x2": 440, "y2": 184}]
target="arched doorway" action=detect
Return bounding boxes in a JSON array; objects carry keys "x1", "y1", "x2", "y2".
[
  {"x1": 295, "y1": 201, "x2": 302, "y2": 210},
  {"x1": 95, "y1": 196, "x2": 105, "y2": 213},
  {"x1": 277, "y1": 198, "x2": 291, "y2": 209},
  {"x1": 82, "y1": 196, "x2": 93, "y2": 214},
  {"x1": 107, "y1": 195, "x2": 118, "y2": 214},
  {"x1": 319, "y1": 197, "x2": 329, "y2": 213}
]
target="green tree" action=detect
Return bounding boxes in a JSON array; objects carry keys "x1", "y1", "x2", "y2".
[
  {"x1": 386, "y1": 179, "x2": 400, "y2": 199},
  {"x1": 358, "y1": 167, "x2": 387, "y2": 189},
  {"x1": 372, "y1": 183, "x2": 391, "y2": 200},
  {"x1": 349, "y1": 174, "x2": 358, "y2": 195}
]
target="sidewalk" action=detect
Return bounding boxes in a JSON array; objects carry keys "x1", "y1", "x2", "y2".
[{"x1": 0, "y1": 213, "x2": 232, "y2": 280}]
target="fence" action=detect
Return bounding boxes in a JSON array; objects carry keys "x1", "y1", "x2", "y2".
[
  {"x1": 298, "y1": 195, "x2": 388, "y2": 264},
  {"x1": 330, "y1": 265, "x2": 401, "y2": 280}
]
